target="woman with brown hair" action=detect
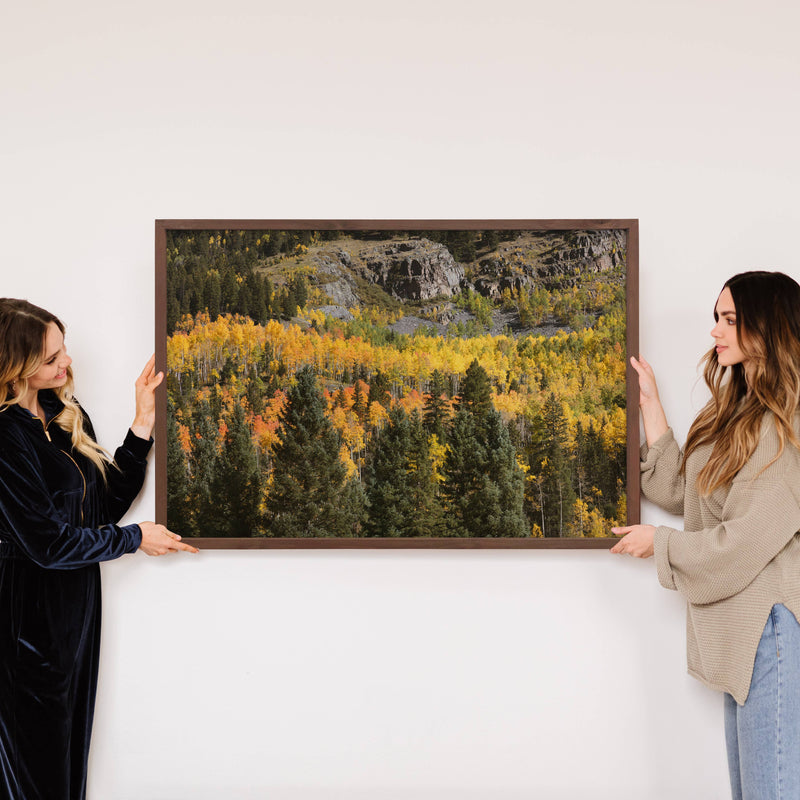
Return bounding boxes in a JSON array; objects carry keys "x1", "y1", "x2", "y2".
[
  {"x1": 612, "y1": 271, "x2": 800, "y2": 799},
  {"x1": 0, "y1": 298, "x2": 197, "y2": 800}
]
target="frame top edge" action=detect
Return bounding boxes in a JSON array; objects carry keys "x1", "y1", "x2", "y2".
[{"x1": 155, "y1": 218, "x2": 639, "y2": 230}]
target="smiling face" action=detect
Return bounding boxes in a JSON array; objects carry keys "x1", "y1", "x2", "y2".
[
  {"x1": 711, "y1": 286, "x2": 749, "y2": 369},
  {"x1": 27, "y1": 321, "x2": 72, "y2": 393}
]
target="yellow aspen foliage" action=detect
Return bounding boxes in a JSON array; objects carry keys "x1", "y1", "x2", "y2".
[
  {"x1": 428, "y1": 434, "x2": 448, "y2": 485},
  {"x1": 615, "y1": 492, "x2": 628, "y2": 527},
  {"x1": 604, "y1": 407, "x2": 627, "y2": 452},
  {"x1": 302, "y1": 308, "x2": 326, "y2": 327},
  {"x1": 571, "y1": 498, "x2": 609, "y2": 538},
  {"x1": 492, "y1": 390, "x2": 527, "y2": 418},
  {"x1": 339, "y1": 444, "x2": 359, "y2": 479},
  {"x1": 330, "y1": 406, "x2": 348, "y2": 434},
  {"x1": 368, "y1": 401, "x2": 389, "y2": 430}
]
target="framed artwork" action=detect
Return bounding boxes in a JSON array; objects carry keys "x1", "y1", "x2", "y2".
[{"x1": 156, "y1": 220, "x2": 639, "y2": 548}]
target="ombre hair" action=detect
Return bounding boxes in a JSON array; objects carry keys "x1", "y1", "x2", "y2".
[
  {"x1": 683, "y1": 271, "x2": 800, "y2": 494},
  {"x1": 0, "y1": 298, "x2": 112, "y2": 476}
]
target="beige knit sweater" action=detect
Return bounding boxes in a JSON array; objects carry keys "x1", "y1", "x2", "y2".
[{"x1": 643, "y1": 415, "x2": 800, "y2": 704}]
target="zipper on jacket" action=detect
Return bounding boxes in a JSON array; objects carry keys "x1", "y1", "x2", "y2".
[
  {"x1": 43, "y1": 408, "x2": 63, "y2": 440},
  {"x1": 36, "y1": 408, "x2": 63, "y2": 442},
  {"x1": 61, "y1": 450, "x2": 87, "y2": 525},
  {"x1": 37, "y1": 411, "x2": 86, "y2": 524},
  {"x1": 37, "y1": 417, "x2": 52, "y2": 441}
]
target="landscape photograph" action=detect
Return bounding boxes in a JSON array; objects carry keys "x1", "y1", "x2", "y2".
[{"x1": 160, "y1": 222, "x2": 634, "y2": 542}]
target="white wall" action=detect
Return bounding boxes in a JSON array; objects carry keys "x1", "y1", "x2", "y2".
[{"x1": 3, "y1": 1, "x2": 798, "y2": 797}]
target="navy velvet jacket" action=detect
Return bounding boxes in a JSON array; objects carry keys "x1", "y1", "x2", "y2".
[{"x1": 0, "y1": 390, "x2": 148, "y2": 568}]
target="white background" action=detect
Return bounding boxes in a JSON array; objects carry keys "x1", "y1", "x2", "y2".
[{"x1": 2, "y1": 1, "x2": 799, "y2": 797}]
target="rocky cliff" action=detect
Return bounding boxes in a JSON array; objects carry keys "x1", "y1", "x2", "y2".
[
  {"x1": 310, "y1": 238, "x2": 465, "y2": 304},
  {"x1": 470, "y1": 229, "x2": 626, "y2": 299},
  {"x1": 303, "y1": 229, "x2": 625, "y2": 307},
  {"x1": 356, "y1": 239, "x2": 465, "y2": 301}
]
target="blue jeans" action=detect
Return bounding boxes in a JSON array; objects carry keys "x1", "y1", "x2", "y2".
[{"x1": 725, "y1": 604, "x2": 800, "y2": 800}]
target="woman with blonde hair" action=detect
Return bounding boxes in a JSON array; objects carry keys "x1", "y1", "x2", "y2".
[
  {"x1": 612, "y1": 271, "x2": 800, "y2": 799},
  {"x1": 0, "y1": 298, "x2": 197, "y2": 800}
]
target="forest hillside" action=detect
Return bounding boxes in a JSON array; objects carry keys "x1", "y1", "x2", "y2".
[{"x1": 165, "y1": 228, "x2": 628, "y2": 539}]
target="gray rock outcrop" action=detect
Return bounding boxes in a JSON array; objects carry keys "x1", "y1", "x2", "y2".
[
  {"x1": 471, "y1": 229, "x2": 626, "y2": 298},
  {"x1": 539, "y1": 230, "x2": 625, "y2": 278},
  {"x1": 311, "y1": 250, "x2": 361, "y2": 307},
  {"x1": 357, "y1": 238, "x2": 465, "y2": 301}
]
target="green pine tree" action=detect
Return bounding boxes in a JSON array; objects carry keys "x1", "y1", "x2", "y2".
[
  {"x1": 368, "y1": 370, "x2": 392, "y2": 408},
  {"x1": 423, "y1": 369, "x2": 450, "y2": 439},
  {"x1": 291, "y1": 274, "x2": 308, "y2": 310},
  {"x1": 443, "y1": 408, "x2": 528, "y2": 537},
  {"x1": 207, "y1": 403, "x2": 263, "y2": 536},
  {"x1": 364, "y1": 406, "x2": 414, "y2": 537},
  {"x1": 352, "y1": 382, "x2": 369, "y2": 422},
  {"x1": 221, "y1": 269, "x2": 239, "y2": 314},
  {"x1": 406, "y1": 411, "x2": 447, "y2": 536},
  {"x1": 527, "y1": 393, "x2": 576, "y2": 537},
  {"x1": 442, "y1": 409, "x2": 484, "y2": 536},
  {"x1": 204, "y1": 271, "x2": 222, "y2": 319},
  {"x1": 166, "y1": 396, "x2": 193, "y2": 535},
  {"x1": 476, "y1": 412, "x2": 528, "y2": 537},
  {"x1": 189, "y1": 399, "x2": 220, "y2": 536},
  {"x1": 266, "y1": 367, "x2": 364, "y2": 537},
  {"x1": 457, "y1": 359, "x2": 493, "y2": 419},
  {"x1": 280, "y1": 287, "x2": 296, "y2": 318},
  {"x1": 365, "y1": 408, "x2": 446, "y2": 537}
]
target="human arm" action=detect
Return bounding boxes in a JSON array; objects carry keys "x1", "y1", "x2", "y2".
[
  {"x1": 98, "y1": 427, "x2": 152, "y2": 522},
  {"x1": 0, "y1": 427, "x2": 196, "y2": 567},
  {"x1": 123, "y1": 357, "x2": 198, "y2": 555},
  {"x1": 617, "y1": 423, "x2": 800, "y2": 600},
  {"x1": 597, "y1": 357, "x2": 678, "y2": 555},
  {"x1": 130, "y1": 354, "x2": 162, "y2": 441},
  {"x1": 639, "y1": 428, "x2": 685, "y2": 514},
  {"x1": 651, "y1": 471, "x2": 800, "y2": 604},
  {"x1": 630, "y1": 356, "x2": 685, "y2": 513},
  {"x1": 101, "y1": 355, "x2": 162, "y2": 521},
  {"x1": 0, "y1": 432, "x2": 144, "y2": 568},
  {"x1": 631, "y1": 356, "x2": 668, "y2": 446},
  {"x1": 610, "y1": 470, "x2": 800, "y2": 601}
]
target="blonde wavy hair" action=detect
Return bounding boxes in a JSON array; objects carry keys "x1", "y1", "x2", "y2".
[
  {"x1": 683, "y1": 271, "x2": 800, "y2": 494},
  {"x1": 0, "y1": 298, "x2": 112, "y2": 476}
]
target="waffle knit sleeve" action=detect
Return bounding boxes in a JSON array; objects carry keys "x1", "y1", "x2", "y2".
[
  {"x1": 640, "y1": 428, "x2": 685, "y2": 515},
  {"x1": 653, "y1": 428, "x2": 800, "y2": 604}
]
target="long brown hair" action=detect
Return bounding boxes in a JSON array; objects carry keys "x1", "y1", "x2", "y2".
[
  {"x1": 683, "y1": 271, "x2": 800, "y2": 494},
  {"x1": 0, "y1": 298, "x2": 111, "y2": 475}
]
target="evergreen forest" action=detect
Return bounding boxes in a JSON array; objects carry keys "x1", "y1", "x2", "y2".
[{"x1": 165, "y1": 228, "x2": 628, "y2": 538}]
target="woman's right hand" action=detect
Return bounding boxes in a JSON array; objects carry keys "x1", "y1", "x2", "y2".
[
  {"x1": 138, "y1": 522, "x2": 199, "y2": 556},
  {"x1": 630, "y1": 355, "x2": 669, "y2": 446},
  {"x1": 630, "y1": 355, "x2": 660, "y2": 407}
]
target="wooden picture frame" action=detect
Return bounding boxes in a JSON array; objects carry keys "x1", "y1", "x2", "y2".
[{"x1": 156, "y1": 219, "x2": 639, "y2": 548}]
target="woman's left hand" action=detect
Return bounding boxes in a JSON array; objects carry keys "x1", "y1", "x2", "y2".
[
  {"x1": 610, "y1": 524, "x2": 656, "y2": 558},
  {"x1": 130, "y1": 355, "x2": 164, "y2": 440}
]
